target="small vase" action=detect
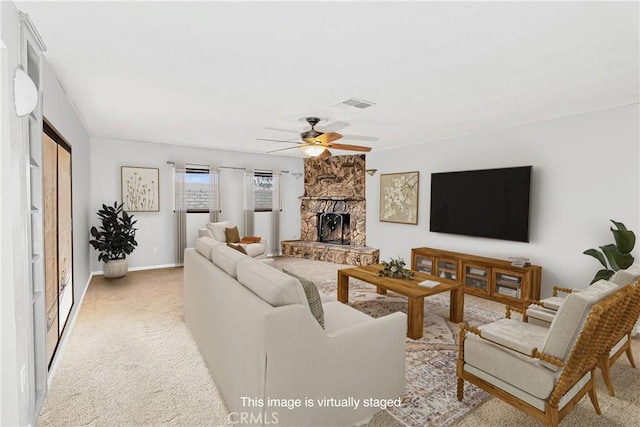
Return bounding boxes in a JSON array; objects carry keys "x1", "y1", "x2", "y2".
[{"x1": 103, "y1": 259, "x2": 128, "y2": 279}]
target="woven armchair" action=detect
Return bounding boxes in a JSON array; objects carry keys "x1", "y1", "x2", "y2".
[
  {"x1": 526, "y1": 271, "x2": 640, "y2": 396},
  {"x1": 457, "y1": 283, "x2": 633, "y2": 427}
]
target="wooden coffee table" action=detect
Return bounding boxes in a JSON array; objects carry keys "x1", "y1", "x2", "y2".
[{"x1": 337, "y1": 264, "x2": 464, "y2": 339}]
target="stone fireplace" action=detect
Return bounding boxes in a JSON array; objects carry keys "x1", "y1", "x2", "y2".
[{"x1": 281, "y1": 154, "x2": 379, "y2": 266}]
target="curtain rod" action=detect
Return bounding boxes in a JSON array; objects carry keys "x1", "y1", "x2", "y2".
[{"x1": 166, "y1": 161, "x2": 289, "y2": 174}]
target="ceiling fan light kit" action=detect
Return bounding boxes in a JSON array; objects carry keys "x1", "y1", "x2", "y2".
[{"x1": 301, "y1": 145, "x2": 327, "y2": 157}]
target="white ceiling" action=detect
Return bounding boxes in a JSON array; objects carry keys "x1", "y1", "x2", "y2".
[{"x1": 17, "y1": 1, "x2": 639, "y2": 157}]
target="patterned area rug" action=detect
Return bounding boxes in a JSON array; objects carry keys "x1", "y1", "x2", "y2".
[{"x1": 317, "y1": 278, "x2": 503, "y2": 427}]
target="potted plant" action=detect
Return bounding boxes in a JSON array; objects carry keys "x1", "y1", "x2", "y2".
[
  {"x1": 378, "y1": 256, "x2": 415, "y2": 279},
  {"x1": 584, "y1": 219, "x2": 636, "y2": 284},
  {"x1": 89, "y1": 202, "x2": 138, "y2": 278}
]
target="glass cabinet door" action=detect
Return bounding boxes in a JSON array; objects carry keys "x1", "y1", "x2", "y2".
[
  {"x1": 436, "y1": 258, "x2": 458, "y2": 280},
  {"x1": 463, "y1": 264, "x2": 489, "y2": 293},
  {"x1": 414, "y1": 254, "x2": 434, "y2": 274}
]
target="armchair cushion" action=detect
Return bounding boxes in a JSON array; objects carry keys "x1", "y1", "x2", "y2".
[
  {"x1": 541, "y1": 296, "x2": 566, "y2": 310},
  {"x1": 610, "y1": 264, "x2": 640, "y2": 286},
  {"x1": 525, "y1": 305, "x2": 557, "y2": 325},
  {"x1": 464, "y1": 331, "x2": 558, "y2": 401},
  {"x1": 479, "y1": 318, "x2": 549, "y2": 355},
  {"x1": 541, "y1": 280, "x2": 617, "y2": 370},
  {"x1": 206, "y1": 221, "x2": 231, "y2": 242},
  {"x1": 225, "y1": 226, "x2": 240, "y2": 243}
]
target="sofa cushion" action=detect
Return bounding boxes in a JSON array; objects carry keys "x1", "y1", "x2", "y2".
[
  {"x1": 211, "y1": 244, "x2": 247, "y2": 278},
  {"x1": 225, "y1": 226, "x2": 240, "y2": 243},
  {"x1": 283, "y1": 269, "x2": 325, "y2": 328},
  {"x1": 195, "y1": 236, "x2": 221, "y2": 260},
  {"x1": 236, "y1": 258, "x2": 308, "y2": 307},
  {"x1": 541, "y1": 279, "x2": 617, "y2": 370},
  {"x1": 206, "y1": 221, "x2": 231, "y2": 242}
]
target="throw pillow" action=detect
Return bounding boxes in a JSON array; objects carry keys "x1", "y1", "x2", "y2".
[
  {"x1": 240, "y1": 236, "x2": 261, "y2": 244},
  {"x1": 225, "y1": 226, "x2": 240, "y2": 243},
  {"x1": 282, "y1": 269, "x2": 325, "y2": 329},
  {"x1": 227, "y1": 243, "x2": 247, "y2": 255}
]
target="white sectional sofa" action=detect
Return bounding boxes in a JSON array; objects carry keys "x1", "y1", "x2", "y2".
[{"x1": 183, "y1": 238, "x2": 407, "y2": 426}]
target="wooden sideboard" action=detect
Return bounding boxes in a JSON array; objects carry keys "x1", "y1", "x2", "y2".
[{"x1": 411, "y1": 247, "x2": 541, "y2": 307}]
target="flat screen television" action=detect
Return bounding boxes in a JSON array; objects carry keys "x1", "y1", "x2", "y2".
[{"x1": 429, "y1": 166, "x2": 532, "y2": 242}]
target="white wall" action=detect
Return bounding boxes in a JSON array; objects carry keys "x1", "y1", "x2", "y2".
[
  {"x1": 1, "y1": 2, "x2": 91, "y2": 424},
  {"x1": 1, "y1": 3, "x2": 24, "y2": 425},
  {"x1": 366, "y1": 105, "x2": 639, "y2": 298},
  {"x1": 89, "y1": 137, "x2": 304, "y2": 271}
]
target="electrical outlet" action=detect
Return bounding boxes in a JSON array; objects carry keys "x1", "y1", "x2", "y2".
[{"x1": 153, "y1": 246, "x2": 158, "y2": 254}]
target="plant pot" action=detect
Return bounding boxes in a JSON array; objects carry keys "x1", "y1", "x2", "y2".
[{"x1": 103, "y1": 259, "x2": 128, "y2": 279}]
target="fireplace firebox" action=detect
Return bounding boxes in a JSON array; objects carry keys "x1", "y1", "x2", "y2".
[{"x1": 318, "y1": 213, "x2": 350, "y2": 245}]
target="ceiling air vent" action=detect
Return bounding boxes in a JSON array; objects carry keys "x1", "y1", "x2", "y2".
[{"x1": 333, "y1": 98, "x2": 375, "y2": 110}]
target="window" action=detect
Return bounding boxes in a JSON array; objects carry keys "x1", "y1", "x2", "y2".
[
  {"x1": 185, "y1": 166, "x2": 213, "y2": 213},
  {"x1": 254, "y1": 171, "x2": 273, "y2": 212}
]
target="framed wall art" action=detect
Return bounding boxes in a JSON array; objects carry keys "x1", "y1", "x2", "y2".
[
  {"x1": 121, "y1": 166, "x2": 159, "y2": 212},
  {"x1": 379, "y1": 171, "x2": 419, "y2": 224}
]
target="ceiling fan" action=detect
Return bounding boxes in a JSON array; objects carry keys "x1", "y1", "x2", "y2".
[{"x1": 258, "y1": 117, "x2": 373, "y2": 157}]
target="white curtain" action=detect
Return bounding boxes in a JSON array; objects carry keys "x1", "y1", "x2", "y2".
[
  {"x1": 244, "y1": 168, "x2": 255, "y2": 236},
  {"x1": 209, "y1": 166, "x2": 220, "y2": 223},
  {"x1": 272, "y1": 169, "x2": 282, "y2": 255},
  {"x1": 174, "y1": 161, "x2": 187, "y2": 265}
]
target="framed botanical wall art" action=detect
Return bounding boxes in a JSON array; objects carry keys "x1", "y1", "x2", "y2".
[
  {"x1": 121, "y1": 166, "x2": 159, "y2": 212},
  {"x1": 379, "y1": 171, "x2": 419, "y2": 224}
]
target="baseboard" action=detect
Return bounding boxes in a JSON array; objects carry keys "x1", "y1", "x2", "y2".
[
  {"x1": 47, "y1": 272, "x2": 93, "y2": 387},
  {"x1": 92, "y1": 263, "x2": 180, "y2": 275}
]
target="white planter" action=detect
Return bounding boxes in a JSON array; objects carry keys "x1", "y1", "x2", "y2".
[{"x1": 103, "y1": 259, "x2": 128, "y2": 279}]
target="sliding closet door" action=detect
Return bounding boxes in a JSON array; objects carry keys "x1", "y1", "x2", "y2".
[
  {"x1": 57, "y1": 145, "x2": 73, "y2": 334},
  {"x1": 43, "y1": 134, "x2": 58, "y2": 364},
  {"x1": 43, "y1": 123, "x2": 73, "y2": 368}
]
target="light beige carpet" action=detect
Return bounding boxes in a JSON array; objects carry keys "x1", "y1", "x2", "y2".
[{"x1": 37, "y1": 258, "x2": 640, "y2": 426}]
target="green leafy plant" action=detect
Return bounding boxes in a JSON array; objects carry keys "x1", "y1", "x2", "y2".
[
  {"x1": 89, "y1": 202, "x2": 138, "y2": 262},
  {"x1": 583, "y1": 220, "x2": 636, "y2": 284},
  {"x1": 378, "y1": 256, "x2": 415, "y2": 279}
]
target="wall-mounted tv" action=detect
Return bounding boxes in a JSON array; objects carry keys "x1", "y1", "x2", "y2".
[{"x1": 429, "y1": 166, "x2": 532, "y2": 243}]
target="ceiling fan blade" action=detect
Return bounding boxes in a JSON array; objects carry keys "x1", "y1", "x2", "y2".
[
  {"x1": 315, "y1": 132, "x2": 342, "y2": 144},
  {"x1": 325, "y1": 142, "x2": 372, "y2": 152},
  {"x1": 266, "y1": 146, "x2": 301, "y2": 153},
  {"x1": 264, "y1": 127, "x2": 299, "y2": 134},
  {"x1": 318, "y1": 121, "x2": 350, "y2": 133},
  {"x1": 257, "y1": 138, "x2": 301, "y2": 144}
]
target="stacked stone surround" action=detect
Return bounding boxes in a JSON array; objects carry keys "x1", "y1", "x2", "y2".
[{"x1": 282, "y1": 154, "x2": 379, "y2": 266}]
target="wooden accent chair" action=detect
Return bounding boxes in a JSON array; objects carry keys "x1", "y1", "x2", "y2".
[
  {"x1": 526, "y1": 273, "x2": 640, "y2": 396},
  {"x1": 457, "y1": 283, "x2": 634, "y2": 427}
]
